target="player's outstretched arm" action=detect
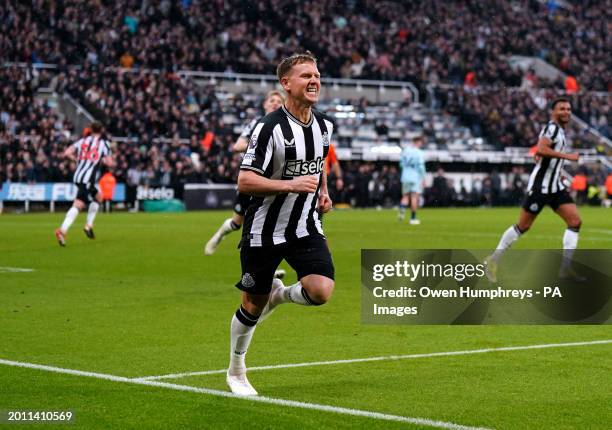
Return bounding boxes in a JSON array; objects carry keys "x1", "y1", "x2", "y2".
[
  {"x1": 102, "y1": 155, "x2": 116, "y2": 168},
  {"x1": 536, "y1": 137, "x2": 579, "y2": 161},
  {"x1": 62, "y1": 145, "x2": 76, "y2": 161},
  {"x1": 238, "y1": 170, "x2": 318, "y2": 195}
]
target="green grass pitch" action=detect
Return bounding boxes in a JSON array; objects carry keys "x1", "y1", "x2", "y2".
[{"x1": 1, "y1": 207, "x2": 610, "y2": 429}]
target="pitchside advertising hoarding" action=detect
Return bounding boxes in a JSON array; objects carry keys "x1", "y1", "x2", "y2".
[
  {"x1": 0, "y1": 182, "x2": 125, "y2": 202},
  {"x1": 135, "y1": 186, "x2": 175, "y2": 200},
  {"x1": 183, "y1": 184, "x2": 237, "y2": 210},
  {"x1": 362, "y1": 249, "x2": 612, "y2": 324},
  {"x1": 0, "y1": 182, "x2": 238, "y2": 208},
  {"x1": 0, "y1": 182, "x2": 236, "y2": 209}
]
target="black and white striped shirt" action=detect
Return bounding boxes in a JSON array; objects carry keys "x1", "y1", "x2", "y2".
[
  {"x1": 240, "y1": 106, "x2": 334, "y2": 247},
  {"x1": 527, "y1": 121, "x2": 567, "y2": 194},
  {"x1": 72, "y1": 135, "x2": 111, "y2": 185},
  {"x1": 239, "y1": 118, "x2": 260, "y2": 141}
]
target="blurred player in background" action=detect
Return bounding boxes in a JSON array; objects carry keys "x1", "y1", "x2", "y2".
[
  {"x1": 55, "y1": 122, "x2": 114, "y2": 246},
  {"x1": 326, "y1": 142, "x2": 343, "y2": 197},
  {"x1": 205, "y1": 91, "x2": 284, "y2": 255},
  {"x1": 226, "y1": 52, "x2": 335, "y2": 396},
  {"x1": 486, "y1": 98, "x2": 583, "y2": 281},
  {"x1": 399, "y1": 135, "x2": 426, "y2": 224}
]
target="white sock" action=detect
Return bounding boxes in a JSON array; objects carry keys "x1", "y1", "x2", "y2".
[
  {"x1": 491, "y1": 225, "x2": 522, "y2": 262},
  {"x1": 228, "y1": 307, "x2": 258, "y2": 376},
  {"x1": 561, "y1": 228, "x2": 579, "y2": 271},
  {"x1": 60, "y1": 207, "x2": 79, "y2": 233},
  {"x1": 285, "y1": 281, "x2": 317, "y2": 306},
  {"x1": 86, "y1": 202, "x2": 100, "y2": 227},
  {"x1": 220, "y1": 218, "x2": 240, "y2": 236}
]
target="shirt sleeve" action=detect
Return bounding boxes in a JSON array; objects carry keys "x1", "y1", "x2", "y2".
[
  {"x1": 539, "y1": 124, "x2": 559, "y2": 142},
  {"x1": 102, "y1": 140, "x2": 111, "y2": 157},
  {"x1": 71, "y1": 138, "x2": 83, "y2": 159},
  {"x1": 239, "y1": 118, "x2": 259, "y2": 139},
  {"x1": 240, "y1": 122, "x2": 275, "y2": 176}
]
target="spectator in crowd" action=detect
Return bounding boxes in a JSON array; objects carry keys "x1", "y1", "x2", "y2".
[
  {"x1": 490, "y1": 169, "x2": 502, "y2": 206},
  {"x1": 430, "y1": 168, "x2": 451, "y2": 206}
]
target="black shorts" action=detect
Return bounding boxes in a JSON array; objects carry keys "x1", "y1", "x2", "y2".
[
  {"x1": 233, "y1": 192, "x2": 251, "y2": 216},
  {"x1": 522, "y1": 189, "x2": 574, "y2": 214},
  {"x1": 76, "y1": 184, "x2": 99, "y2": 204},
  {"x1": 236, "y1": 234, "x2": 335, "y2": 295}
]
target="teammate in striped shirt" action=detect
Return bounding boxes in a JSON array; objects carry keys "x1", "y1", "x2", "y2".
[
  {"x1": 486, "y1": 98, "x2": 583, "y2": 281},
  {"x1": 55, "y1": 122, "x2": 114, "y2": 246},
  {"x1": 226, "y1": 52, "x2": 335, "y2": 396},
  {"x1": 204, "y1": 90, "x2": 284, "y2": 255}
]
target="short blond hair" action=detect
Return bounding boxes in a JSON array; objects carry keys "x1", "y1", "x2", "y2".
[
  {"x1": 265, "y1": 90, "x2": 285, "y2": 102},
  {"x1": 276, "y1": 51, "x2": 317, "y2": 81}
]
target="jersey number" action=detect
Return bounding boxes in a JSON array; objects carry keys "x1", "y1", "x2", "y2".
[{"x1": 80, "y1": 144, "x2": 100, "y2": 162}]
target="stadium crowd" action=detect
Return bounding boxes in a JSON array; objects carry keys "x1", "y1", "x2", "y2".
[
  {"x1": 0, "y1": 66, "x2": 75, "y2": 183},
  {"x1": 1, "y1": 66, "x2": 244, "y2": 187},
  {"x1": 2, "y1": 0, "x2": 609, "y2": 91},
  {"x1": 438, "y1": 86, "x2": 610, "y2": 149}
]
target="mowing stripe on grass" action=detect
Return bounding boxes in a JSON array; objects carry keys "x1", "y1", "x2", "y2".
[
  {"x1": 135, "y1": 339, "x2": 612, "y2": 381},
  {"x1": 0, "y1": 358, "x2": 489, "y2": 430},
  {"x1": 584, "y1": 228, "x2": 612, "y2": 236},
  {"x1": 412, "y1": 231, "x2": 612, "y2": 243}
]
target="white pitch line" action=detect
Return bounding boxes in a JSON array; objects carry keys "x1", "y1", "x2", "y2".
[
  {"x1": 0, "y1": 358, "x2": 488, "y2": 430},
  {"x1": 136, "y1": 339, "x2": 612, "y2": 381},
  {"x1": 0, "y1": 266, "x2": 34, "y2": 273}
]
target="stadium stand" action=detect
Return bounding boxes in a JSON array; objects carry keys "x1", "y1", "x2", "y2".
[{"x1": 2, "y1": 0, "x2": 609, "y2": 90}]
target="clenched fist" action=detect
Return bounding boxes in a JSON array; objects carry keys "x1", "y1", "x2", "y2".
[{"x1": 289, "y1": 175, "x2": 319, "y2": 193}]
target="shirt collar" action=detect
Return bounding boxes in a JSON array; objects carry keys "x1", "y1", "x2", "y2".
[{"x1": 282, "y1": 105, "x2": 313, "y2": 127}]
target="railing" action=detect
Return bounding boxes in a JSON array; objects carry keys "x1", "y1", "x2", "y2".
[
  {"x1": 179, "y1": 70, "x2": 420, "y2": 104},
  {"x1": 113, "y1": 136, "x2": 191, "y2": 144},
  {"x1": 2, "y1": 63, "x2": 420, "y2": 104}
]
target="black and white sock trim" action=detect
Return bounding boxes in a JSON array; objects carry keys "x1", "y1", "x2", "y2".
[
  {"x1": 235, "y1": 305, "x2": 259, "y2": 327},
  {"x1": 301, "y1": 287, "x2": 323, "y2": 306},
  {"x1": 513, "y1": 224, "x2": 526, "y2": 235}
]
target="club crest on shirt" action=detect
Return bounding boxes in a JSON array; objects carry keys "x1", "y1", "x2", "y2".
[
  {"x1": 241, "y1": 273, "x2": 255, "y2": 288},
  {"x1": 322, "y1": 131, "x2": 329, "y2": 146}
]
